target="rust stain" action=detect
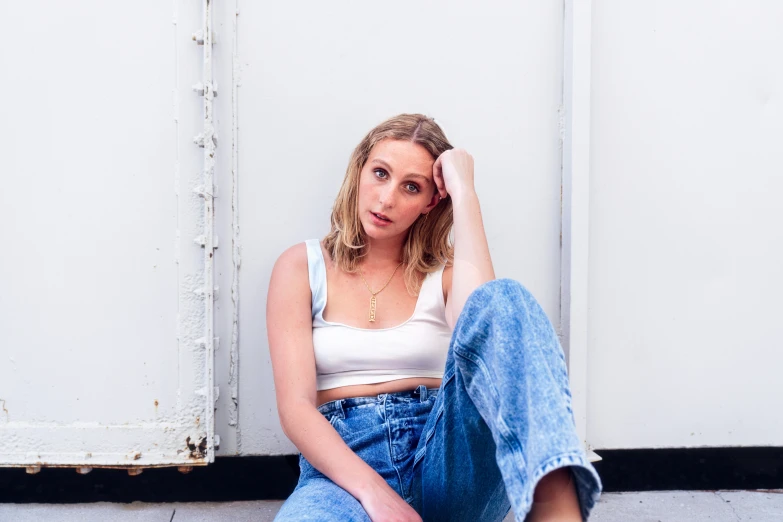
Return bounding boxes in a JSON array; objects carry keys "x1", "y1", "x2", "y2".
[
  {"x1": 186, "y1": 436, "x2": 208, "y2": 460},
  {"x1": 0, "y1": 398, "x2": 9, "y2": 422},
  {"x1": 154, "y1": 400, "x2": 159, "y2": 407},
  {"x1": 6, "y1": 463, "x2": 209, "y2": 470}
]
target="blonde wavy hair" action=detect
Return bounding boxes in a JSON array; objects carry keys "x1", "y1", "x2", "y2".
[{"x1": 323, "y1": 113, "x2": 455, "y2": 296}]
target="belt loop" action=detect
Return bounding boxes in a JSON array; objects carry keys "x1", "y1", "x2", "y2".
[
  {"x1": 336, "y1": 399, "x2": 346, "y2": 420},
  {"x1": 415, "y1": 384, "x2": 427, "y2": 402}
]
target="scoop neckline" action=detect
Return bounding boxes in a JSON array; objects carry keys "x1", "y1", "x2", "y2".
[{"x1": 316, "y1": 242, "x2": 429, "y2": 332}]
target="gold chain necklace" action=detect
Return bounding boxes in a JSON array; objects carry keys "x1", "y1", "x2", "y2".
[{"x1": 358, "y1": 261, "x2": 404, "y2": 323}]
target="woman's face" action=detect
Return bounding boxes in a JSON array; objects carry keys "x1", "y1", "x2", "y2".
[{"x1": 357, "y1": 139, "x2": 439, "y2": 240}]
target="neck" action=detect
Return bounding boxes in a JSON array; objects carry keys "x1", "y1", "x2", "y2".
[{"x1": 360, "y1": 234, "x2": 406, "y2": 270}]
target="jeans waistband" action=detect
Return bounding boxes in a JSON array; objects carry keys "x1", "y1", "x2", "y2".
[{"x1": 317, "y1": 384, "x2": 439, "y2": 418}]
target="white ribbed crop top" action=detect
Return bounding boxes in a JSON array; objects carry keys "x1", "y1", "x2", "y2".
[{"x1": 305, "y1": 239, "x2": 453, "y2": 391}]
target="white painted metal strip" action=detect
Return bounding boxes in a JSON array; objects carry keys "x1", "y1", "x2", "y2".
[
  {"x1": 199, "y1": 0, "x2": 217, "y2": 464},
  {"x1": 562, "y1": 0, "x2": 598, "y2": 460}
]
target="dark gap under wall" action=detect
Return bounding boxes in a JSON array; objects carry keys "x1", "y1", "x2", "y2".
[{"x1": 1, "y1": 448, "x2": 781, "y2": 503}]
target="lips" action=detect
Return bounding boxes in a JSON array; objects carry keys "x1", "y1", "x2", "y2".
[{"x1": 371, "y1": 212, "x2": 392, "y2": 222}]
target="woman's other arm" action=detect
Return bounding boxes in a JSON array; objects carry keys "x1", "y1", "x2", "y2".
[
  {"x1": 433, "y1": 150, "x2": 495, "y2": 328},
  {"x1": 266, "y1": 244, "x2": 421, "y2": 521}
]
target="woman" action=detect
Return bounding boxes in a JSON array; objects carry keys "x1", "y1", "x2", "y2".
[{"x1": 266, "y1": 114, "x2": 602, "y2": 521}]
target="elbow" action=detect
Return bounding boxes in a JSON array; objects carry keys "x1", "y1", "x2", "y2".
[
  {"x1": 278, "y1": 413, "x2": 291, "y2": 439},
  {"x1": 278, "y1": 407, "x2": 296, "y2": 439},
  {"x1": 277, "y1": 399, "x2": 314, "y2": 440}
]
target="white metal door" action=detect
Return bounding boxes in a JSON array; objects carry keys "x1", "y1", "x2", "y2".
[{"x1": 0, "y1": 0, "x2": 216, "y2": 468}]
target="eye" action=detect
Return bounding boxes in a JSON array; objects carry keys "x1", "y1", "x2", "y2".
[{"x1": 373, "y1": 168, "x2": 419, "y2": 193}]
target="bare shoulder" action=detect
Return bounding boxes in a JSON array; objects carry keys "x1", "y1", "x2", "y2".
[
  {"x1": 267, "y1": 241, "x2": 317, "y2": 412},
  {"x1": 275, "y1": 241, "x2": 308, "y2": 268},
  {"x1": 267, "y1": 243, "x2": 312, "y2": 313},
  {"x1": 271, "y1": 242, "x2": 308, "y2": 279}
]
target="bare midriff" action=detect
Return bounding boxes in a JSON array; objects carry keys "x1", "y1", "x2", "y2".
[{"x1": 316, "y1": 377, "x2": 443, "y2": 407}]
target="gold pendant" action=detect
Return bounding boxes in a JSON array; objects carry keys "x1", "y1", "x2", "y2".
[{"x1": 369, "y1": 294, "x2": 377, "y2": 322}]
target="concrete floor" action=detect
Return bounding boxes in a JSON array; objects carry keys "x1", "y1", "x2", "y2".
[{"x1": 1, "y1": 490, "x2": 782, "y2": 521}]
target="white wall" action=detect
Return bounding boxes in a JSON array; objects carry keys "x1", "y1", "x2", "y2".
[
  {"x1": 587, "y1": 0, "x2": 783, "y2": 449},
  {"x1": 0, "y1": 1, "x2": 566, "y2": 461},
  {"x1": 230, "y1": 0, "x2": 566, "y2": 455},
  {"x1": 4, "y1": 0, "x2": 777, "y2": 465}
]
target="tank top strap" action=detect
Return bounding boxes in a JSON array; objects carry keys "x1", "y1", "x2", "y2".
[
  {"x1": 416, "y1": 264, "x2": 447, "y2": 316},
  {"x1": 304, "y1": 239, "x2": 328, "y2": 324}
]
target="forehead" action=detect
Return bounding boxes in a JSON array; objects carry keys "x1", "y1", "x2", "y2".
[{"x1": 367, "y1": 139, "x2": 434, "y2": 177}]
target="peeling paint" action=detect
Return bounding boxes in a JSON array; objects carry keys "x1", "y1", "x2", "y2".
[
  {"x1": 185, "y1": 435, "x2": 207, "y2": 460},
  {"x1": 198, "y1": 0, "x2": 217, "y2": 463},
  {"x1": 228, "y1": 0, "x2": 242, "y2": 447},
  {"x1": 172, "y1": 1, "x2": 183, "y2": 462}
]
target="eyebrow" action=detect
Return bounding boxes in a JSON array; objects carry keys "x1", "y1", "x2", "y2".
[{"x1": 370, "y1": 158, "x2": 431, "y2": 184}]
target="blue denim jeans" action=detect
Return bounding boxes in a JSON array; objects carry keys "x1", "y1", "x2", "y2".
[{"x1": 274, "y1": 279, "x2": 603, "y2": 521}]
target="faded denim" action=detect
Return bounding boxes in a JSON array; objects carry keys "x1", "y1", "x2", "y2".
[{"x1": 274, "y1": 279, "x2": 603, "y2": 521}]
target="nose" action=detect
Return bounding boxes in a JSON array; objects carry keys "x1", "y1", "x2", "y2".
[{"x1": 378, "y1": 185, "x2": 396, "y2": 209}]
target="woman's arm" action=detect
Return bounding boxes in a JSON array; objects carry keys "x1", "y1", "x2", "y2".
[
  {"x1": 266, "y1": 244, "x2": 421, "y2": 521},
  {"x1": 446, "y1": 190, "x2": 495, "y2": 327},
  {"x1": 267, "y1": 244, "x2": 379, "y2": 496},
  {"x1": 433, "y1": 150, "x2": 495, "y2": 329}
]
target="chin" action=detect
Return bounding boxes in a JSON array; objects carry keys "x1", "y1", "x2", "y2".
[{"x1": 362, "y1": 224, "x2": 392, "y2": 238}]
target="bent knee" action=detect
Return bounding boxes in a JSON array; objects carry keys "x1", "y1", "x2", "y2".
[
  {"x1": 455, "y1": 278, "x2": 551, "y2": 339},
  {"x1": 469, "y1": 278, "x2": 536, "y2": 308}
]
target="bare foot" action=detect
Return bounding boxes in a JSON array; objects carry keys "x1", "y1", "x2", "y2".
[{"x1": 526, "y1": 467, "x2": 582, "y2": 521}]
